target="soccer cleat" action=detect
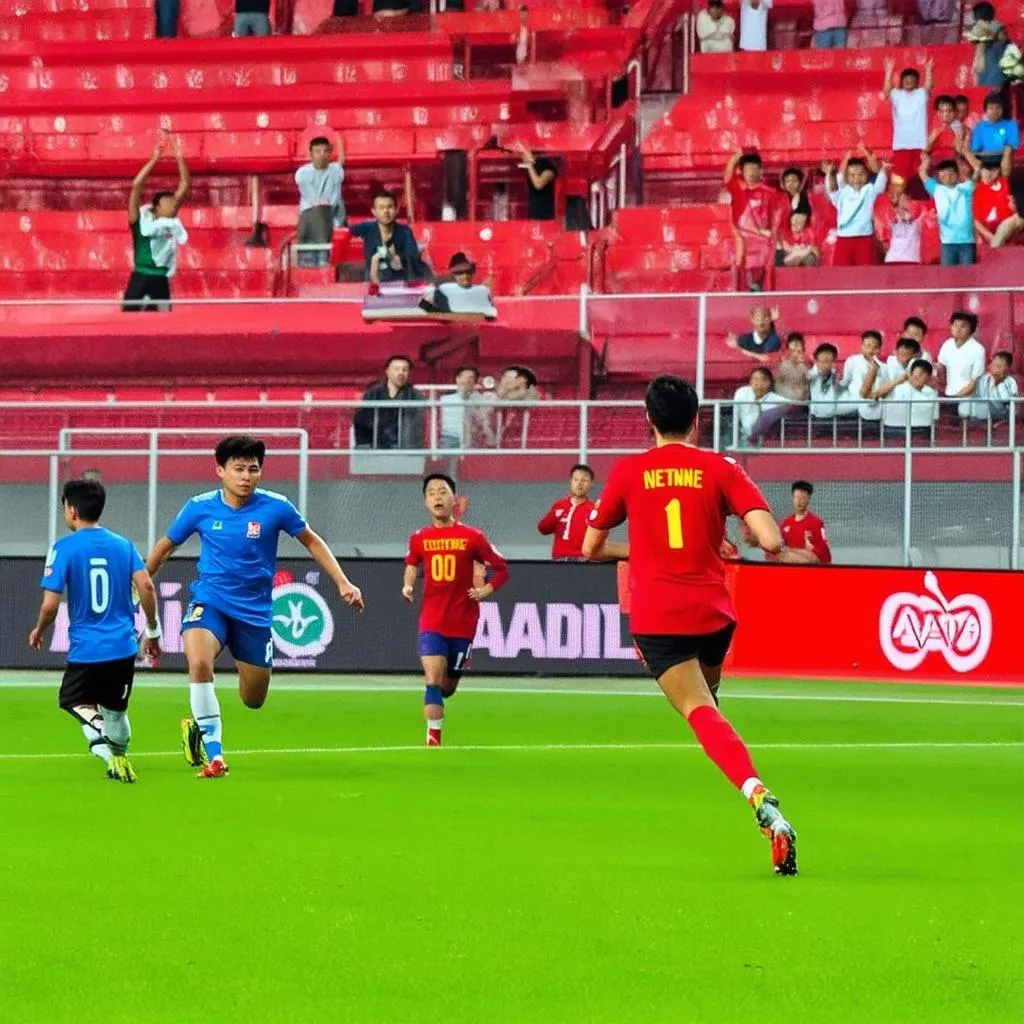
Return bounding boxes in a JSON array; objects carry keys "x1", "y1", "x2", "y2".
[
  {"x1": 181, "y1": 717, "x2": 208, "y2": 768},
  {"x1": 426, "y1": 728, "x2": 442, "y2": 747},
  {"x1": 107, "y1": 755, "x2": 138, "y2": 784},
  {"x1": 749, "y1": 785, "x2": 798, "y2": 876},
  {"x1": 197, "y1": 759, "x2": 230, "y2": 779}
]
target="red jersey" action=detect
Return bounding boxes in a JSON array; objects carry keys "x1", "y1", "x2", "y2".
[
  {"x1": 537, "y1": 496, "x2": 596, "y2": 560},
  {"x1": 726, "y1": 176, "x2": 777, "y2": 235},
  {"x1": 590, "y1": 444, "x2": 769, "y2": 634},
  {"x1": 777, "y1": 512, "x2": 832, "y2": 564},
  {"x1": 974, "y1": 178, "x2": 1015, "y2": 228},
  {"x1": 405, "y1": 522, "x2": 509, "y2": 639}
]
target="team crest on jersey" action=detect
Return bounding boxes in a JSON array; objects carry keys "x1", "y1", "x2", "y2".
[
  {"x1": 247, "y1": 521, "x2": 261, "y2": 538},
  {"x1": 212, "y1": 521, "x2": 223, "y2": 531}
]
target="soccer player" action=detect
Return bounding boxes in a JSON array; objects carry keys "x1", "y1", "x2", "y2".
[
  {"x1": 777, "y1": 480, "x2": 832, "y2": 563},
  {"x1": 145, "y1": 435, "x2": 364, "y2": 779},
  {"x1": 403, "y1": 473, "x2": 509, "y2": 746},
  {"x1": 583, "y1": 375, "x2": 801, "y2": 876},
  {"x1": 536, "y1": 463, "x2": 596, "y2": 561},
  {"x1": 29, "y1": 479, "x2": 162, "y2": 783}
]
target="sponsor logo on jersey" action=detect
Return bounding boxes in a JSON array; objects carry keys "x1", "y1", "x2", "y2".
[
  {"x1": 246, "y1": 521, "x2": 261, "y2": 538},
  {"x1": 271, "y1": 582, "x2": 334, "y2": 659},
  {"x1": 186, "y1": 604, "x2": 204, "y2": 623},
  {"x1": 212, "y1": 521, "x2": 223, "y2": 531}
]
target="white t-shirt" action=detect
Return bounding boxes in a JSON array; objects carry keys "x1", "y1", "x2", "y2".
[
  {"x1": 841, "y1": 353, "x2": 885, "y2": 420},
  {"x1": 891, "y1": 88, "x2": 929, "y2": 150},
  {"x1": 886, "y1": 217, "x2": 922, "y2": 264},
  {"x1": 808, "y1": 367, "x2": 853, "y2": 419},
  {"x1": 733, "y1": 385, "x2": 787, "y2": 440},
  {"x1": 738, "y1": 0, "x2": 771, "y2": 51},
  {"x1": 886, "y1": 351, "x2": 932, "y2": 376},
  {"x1": 937, "y1": 336, "x2": 986, "y2": 415},
  {"x1": 886, "y1": 381, "x2": 939, "y2": 429}
]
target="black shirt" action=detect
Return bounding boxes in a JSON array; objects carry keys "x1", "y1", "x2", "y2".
[
  {"x1": 236, "y1": 0, "x2": 270, "y2": 12},
  {"x1": 527, "y1": 156, "x2": 558, "y2": 221}
]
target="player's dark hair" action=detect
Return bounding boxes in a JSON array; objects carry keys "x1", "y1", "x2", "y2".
[
  {"x1": 936, "y1": 159, "x2": 960, "y2": 174},
  {"x1": 814, "y1": 343, "x2": 838, "y2": 358},
  {"x1": 455, "y1": 364, "x2": 478, "y2": 378},
  {"x1": 738, "y1": 153, "x2": 762, "y2": 170},
  {"x1": 910, "y1": 359, "x2": 933, "y2": 376},
  {"x1": 791, "y1": 480, "x2": 813, "y2": 496},
  {"x1": 993, "y1": 350, "x2": 1013, "y2": 367},
  {"x1": 309, "y1": 136, "x2": 330, "y2": 149},
  {"x1": 903, "y1": 315, "x2": 927, "y2": 335},
  {"x1": 215, "y1": 434, "x2": 266, "y2": 467},
  {"x1": 62, "y1": 479, "x2": 106, "y2": 522},
  {"x1": 151, "y1": 190, "x2": 174, "y2": 208},
  {"x1": 786, "y1": 332, "x2": 805, "y2": 345},
  {"x1": 896, "y1": 336, "x2": 921, "y2": 353},
  {"x1": 385, "y1": 354, "x2": 413, "y2": 370},
  {"x1": 983, "y1": 91, "x2": 1004, "y2": 111},
  {"x1": 934, "y1": 94, "x2": 955, "y2": 111},
  {"x1": 570, "y1": 463, "x2": 594, "y2": 480},
  {"x1": 422, "y1": 472, "x2": 456, "y2": 495},
  {"x1": 781, "y1": 167, "x2": 804, "y2": 183},
  {"x1": 861, "y1": 330, "x2": 882, "y2": 346},
  {"x1": 372, "y1": 188, "x2": 397, "y2": 204},
  {"x1": 950, "y1": 310, "x2": 978, "y2": 333},
  {"x1": 644, "y1": 374, "x2": 699, "y2": 438},
  {"x1": 899, "y1": 68, "x2": 919, "y2": 82}
]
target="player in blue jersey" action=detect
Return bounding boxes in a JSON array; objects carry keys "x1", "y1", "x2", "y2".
[
  {"x1": 145, "y1": 435, "x2": 364, "y2": 779},
  {"x1": 29, "y1": 479, "x2": 162, "y2": 783}
]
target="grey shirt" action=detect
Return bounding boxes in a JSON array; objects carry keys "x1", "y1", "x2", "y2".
[{"x1": 294, "y1": 162, "x2": 345, "y2": 227}]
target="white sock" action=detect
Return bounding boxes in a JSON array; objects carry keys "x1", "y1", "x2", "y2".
[
  {"x1": 427, "y1": 717, "x2": 444, "y2": 734},
  {"x1": 81, "y1": 723, "x2": 112, "y2": 764},
  {"x1": 190, "y1": 682, "x2": 224, "y2": 761},
  {"x1": 100, "y1": 707, "x2": 131, "y2": 755},
  {"x1": 741, "y1": 777, "x2": 763, "y2": 800}
]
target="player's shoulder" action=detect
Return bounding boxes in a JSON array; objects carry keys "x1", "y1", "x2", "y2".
[
  {"x1": 188, "y1": 488, "x2": 220, "y2": 505},
  {"x1": 253, "y1": 487, "x2": 296, "y2": 505}
]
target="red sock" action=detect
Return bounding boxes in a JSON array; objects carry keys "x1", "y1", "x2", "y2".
[{"x1": 686, "y1": 704, "x2": 759, "y2": 791}]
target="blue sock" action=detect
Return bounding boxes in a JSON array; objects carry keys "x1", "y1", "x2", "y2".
[{"x1": 424, "y1": 685, "x2": 444, "y2": 708}]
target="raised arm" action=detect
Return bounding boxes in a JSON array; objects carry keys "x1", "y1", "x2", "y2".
[
  {"x1": 336, "y1": 133, "x2": 347, "y2": 168},
  {"x1": 858, "y1": 142, "x2": 881, "y2": 175},
  {"x1": 821, "y1": 160, "x2": 839, "y2": 194},
  {"x1": 881, "y1": 57, "x2": 895, "y2": 99},
  {"x1": 296, "y1": 526, "x2": 364, "y2": 610},
  {"x1": 923, "y1": 57, "x2": 934, "y2": 93},
  {"x1": 129, "y1": 141, "x2": 164, "y2": 223},
  {"x1": 519, "y1": 146, "x2": 555, "y2": 191},
  {"x1": 172, "y1": 136, "x2": 190, "y2": 206},
  {"x1": 145, "y1": 535, "x2": 178, "y2": 577},
  {"x1": 723, "y1": 148, "x2": 743, "y2": 186}
]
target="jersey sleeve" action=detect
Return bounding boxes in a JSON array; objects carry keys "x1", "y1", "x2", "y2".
[
  {"x1": 588, "y1": 461, "x2": 629, "y2": 529},
  {"x1": 279, "y1": 499, "x2": 308, "y2": 538},
  {"x1": 40, "y1": 543, "x2": 68, "y2": 594},
  {"x1": 130, "y1": 545, "x2": 145, "y2": 573},
  {"x1": 404, "y1": 533, "x2": 422, "y2": 567},
  {"x1": 719, "y1": 456, "x2": 771, "y2": 517},
  {"x1": 475, "y1": 532, "x2": 510, "y2": 592},
  {"x1": 166, "y1": 499, "x2": 201, "y2": 546},
  {"x1": 537, "y1": 503, "x2": 559, "y2": 535}
]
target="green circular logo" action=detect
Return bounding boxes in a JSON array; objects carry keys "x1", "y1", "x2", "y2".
[{"x1": 271, "y1": 583, "x2": 335, "y2": 658}]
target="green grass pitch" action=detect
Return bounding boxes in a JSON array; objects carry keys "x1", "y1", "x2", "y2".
[{"x1": 1, "y1": 672, "x2": 1021, "y2": 1023}]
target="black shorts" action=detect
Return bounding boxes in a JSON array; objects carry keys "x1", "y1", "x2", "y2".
[
  {"x1": 123, "y1": 272, "x2": 172, "y2": 312},
  {"x1": 632, "y1": 624, "x2": 736, "y2": 680},
  {"x1": 59, "y1": 657, "x2": 136, "y2": 712}
]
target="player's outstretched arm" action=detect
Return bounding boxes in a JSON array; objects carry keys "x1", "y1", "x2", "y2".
[
  {"x1": 582, "y1": 526, "x2": 628, "y2": 562},
  {"x1": 402, "y1": 564, "x2": 417, "y2": 602},
  {"x1": 296, "y1": 527, "x2": 365, "y2": 611},
  {"x1": 145, "y1": 536, "x2": 178, "y2": 578},
  {"x1": 28, "y1": 591, "x2": 62, "y2": 650}
]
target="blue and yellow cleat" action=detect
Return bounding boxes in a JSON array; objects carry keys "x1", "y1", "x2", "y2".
[
  {"x1": 181, "y1": 717, "x2": 208, "y2": 769},
  {"x1": 749, "y1": 785, "x2": 798, "y2": 876}
]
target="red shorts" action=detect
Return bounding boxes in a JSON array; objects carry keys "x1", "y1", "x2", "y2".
[
  {"x1": 833, "y1": 235, "x2": 880, "y2": 267},
  {"x1": 891, "y1": 149, "x2": 922, "y2": 184}
]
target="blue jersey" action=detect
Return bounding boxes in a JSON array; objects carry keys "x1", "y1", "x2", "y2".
[
  {"x1": 41, "y1": 527, "x2": 145, "y2": 664},
  {"x1": 167, "y1": 488, "x2": 308, "y2": 626}
]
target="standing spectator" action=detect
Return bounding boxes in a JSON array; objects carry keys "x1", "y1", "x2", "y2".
[
  {"x1": 723, "y1": 150, "x2": 777, "y2": 289},
  {"x1": 156, "y1": 0, "x2": 178, "y2": 37},
  {"x1": 875, "y1": 175, "x2": 924, "y2": 264},
  {"x1": 726, "y1": 305, "x2": 783, "y2": 362},
  {"x1": 696, "y1": 0, "x2": 736, "y2": 53},
  {"x1": 841, "y1": 330, "x2": 885, "y2": 425},
  {"x1": 519, "y1": 146, "x2": 558, "y2": 221},
  {"x1": 439, "y1": 365, "x2": 482, "y2": 449},
  {"x1": 775, "y1": 333, "x2": 810, "y2": 402},
  {"x1": 937, "y1": 311, "x2": 987, "y2": 416},
  {"x1": 234, "y1": 0, "x2": 271, "y2": 35},
  {"x1": 515, "y1": 6, "x2": 530, "y2": 64},
  {"x1": 970, "y1": 93, "x2": 1020, "y2": 161},
  {"x1": 823, "y1": 151, "x2": 888, "y2": 267},
  {"x1": 920, "y1": 153, "x2": 977, "y2": 266},
  {"x1": 968, "y1": 352, "x2": 1018, "y2": 421},
  {"x1": 968, "y1": 3, "x2": 1010, "y2": 87},
  {"x1": 295, "y1": 136, "x2": 345, "y2": 269},
  {"x1": 883, "y1": 359, "x2": 939, "y2": 437},
  {"x1": 123, "y1": 138, "x2": 190, "y2": 313},
  {"x1": 961, "y1": 145, "x2": 1022, "y2": 247},
  {"x1": 927, "y1": 95, "x2": 962, "y2": 164},
  {"x1": 774, "y1": 167, "x2": 811, "y2": 229},
  {"x1": 811, "y1": 0, "x2": 848, "y2": 47},
  {"x1": 918, "y1": 0, "x2": 957, "y2": 22},
  {"x1": 353, "y1": 355, "x2": 425, "y2": 449},
  {"x1": 351, "y1": 191, "x2": 431, "y2": 285},
  {"x1": 778, "y1": 481, "x2": 832, "y2": 562},
  {"x1": 883, "y1": 58, "x2": 933, "y2": 189},
  {"x1": 732, "y1": 367, "x2": 788, "y2": 444},
  {"x1": 776, "y1": 209, "x2": 821, "y2": 266},
  {"x1": 738, "y1": 0, "x2": 771, "y2": 52},
  {"x1": 536, "y1": 464, "x2": 597, "y2": 560},
  {"x1": 808, "y1": 343, "x2": 852, "y2": 425}
]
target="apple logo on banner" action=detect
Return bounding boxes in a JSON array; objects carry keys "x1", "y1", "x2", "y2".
[{"x1": 879, "y1": 572, "x2": 992, "y2": 673}]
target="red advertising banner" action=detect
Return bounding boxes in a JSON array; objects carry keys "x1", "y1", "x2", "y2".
[{"x1": 725, "y1": 564, "x2": 1022, "y2": 686}]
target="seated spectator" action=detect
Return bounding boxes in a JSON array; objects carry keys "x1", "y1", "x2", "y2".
[
  {"x1": 422, "y1": 253, "x2": 497, "y2": 319},
  {"x1": 875, "y1": 336, "x2": 924, "y2": 429},
  {"x1": 968, "y1": 351, "x2": 1018, "y2": 421},
  {"x1": 775, "y1": 333, "x2": 810, "y2": 401},
  {"x1": 876, "y1": 175, "x2": 924, "y2": 264},
  {"x1": 841, "y1": 330, "x2": 885, "y2": 424},
  {"x1": 739, "y1": 0, "x2": 771, "y2": 52},
  {"x1": 696, "y1": 0, "x2": 735, "y2": 53},
  {"x1": 352, "y1": 355, "x2": 425, "y2": 449},
  {"x1": 726, "y1": 305, "x2": 783, "y2": 362},
  {"x1": 824, "y1": 151, "x2": 887, "y2": 267},
  {"x1": 812, "y1": 0, "x2": 848, "y2": 48},
  {"x1": 883, "y1": 359, "x2": 939, "y2": 436},
  {"x1": 961, "y1": 144, "x2": 1022, "y2": 247},
  {"x1": 899, "y1": 316, "x2": 932, "y2": 360},
  {"x1": 234, "y1": 0, "x2": 271, "y2": 35},
  {"x1": 937, "y1": 311, "x2": 987, "y2": 416},
  {"x1": 927, "y1": 95, "x2": 963, "y2": 163},
  {"x1": 968, "y1": 3, "x2": 1010, "y2": 87},
  {"x1": 723, "y1": 150, "x2": 777, "y2": 289},
  {"x1": 295, "y1": 136, "x2": 345, "y2": 269},
  {"x1": 774, "y1": 166, "x2": 811, "y2": 227},
  {"x1": 776, "y1": 209, "x2": 820, "y2": 266},
  {"x1": 883, "y1": 58, "x2": 933, "y2": 189},
  {"x1": 351, "y1": 191, "x2": 431, "y2": 286},
  {"x1": 970, "y1": 93, "x2": 1021, "y2": 160},
  {"x1": 439, "y1": 365, "x2": 483, "y2": 448},
  {"x1": 921, "y1": 153, "x2": 976, "y2": 266},
  {"x1": 519, "y1": 145, "x2": 558, "y2": 221},
  {"x1": 732, "y1": 367, "x2": 788, "y2": 444},
  {"x1": 808, "y1": 343, "x2": 853, "y2": 423},
  {"x1": 918, "y1": 0, "x2": 957, "y2": 23}
]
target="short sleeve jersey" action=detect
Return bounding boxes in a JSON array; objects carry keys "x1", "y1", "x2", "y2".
[
  {"x1": 41, "y1": 527, "x2": 145, "y2": 663},
  {"x1": 589, "y1": 444, "x2": 770, "y2": 634},
  {"x1": 166, "y1": 488, "x2": 308, "y2": 626}
]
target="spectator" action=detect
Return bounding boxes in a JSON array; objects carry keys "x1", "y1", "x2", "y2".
[
  {"x1": 483, "y1": 365, "x2": 540, "y2": 448},
  {"x1": 423, "y1": 253, "x2": 496, "y2": 318},
  {"x1": 439, "y1": 365, "x2": 482, "y2": 449},
  {"x1": 156, "y1": 0, "x2": 178, "y2": 37},
  {"x1": 775, "y1": 333, "x2": 810, "y2": 402},
  {"x1": 776, "y1": 209, "x2": 820, "y2": 266},
  {"x1": 875, "y1": 336, "x2": 924, "y2": 429},
  {"x1": 899, "y1": 316, "x2": 932, "y2": 360},
  {"x1": 738, "y1": 0, "x2": 771, "y2": 52},
  {"x1": 519, "y1": 145, "x2": 558, "y2": 221},
  {"x1": 732, "y1": 367, "x2": 788, "y2": 445},
  {"x1": 970, "y1": 93, "x2": 1021, "y2": 161},
  {"x1": 123, "y1": 138, "x2": 190, "y2": 313},
  {"x1": 537, "y1": 464, "x2": 597, "y2": 561},
  {"x1": 234, "y1": 0, "x2": 271, "y2": 35},
  {"x1": 883, "y1": 359, "x2": 939, "y2": 437},
  {"x1": 295, "y1": 135, "x2": 345, "y2": 269},
  {"x1": 961, "y1": 145, "x2": 1022, "y2": 247},
  {"x1": 353, "y1": 355, "x2": 425, "y2": 449},
  {"x1": 515, "y1": 6, "x2": 530, "y2": 64},
  {"x1": 823, "y1": 150, "x2": 887, "y2": 267},
  {"x1": 937, "y1": 311, "x2": 987, "y2": 416},
  {"x1": 779, "y1": 481, "x2": 832, "y2": 563},
  {"x1": 952, "y1": 94, "x2": 979, "y2": 136},
  {"x1": 876, "y1": 175, "x2": 924, "y2": 264},
  {"x1": 351, "y1": 191, "x2": 431, "y2": 285},
  {"x1": 920, "y1": 153, "x2": 977, "y2": 265},
  {"x1": 927, "y1": 95, "x2": 963, "y2": 163},
  {"x1": 726, "y1": 305, "x2": 783, "y2": 362},
  {"x1": 968, "y1": 3, "x2": 1010, "y2": 87},
  {"x1": 808, "y1": 343, "x2": 852, "y2": 425},
  {"x1": 696, "y1": 0, "x2": 736, "y2": 53},
  {"x1": 774, "y1": 166, "x2": 811, "y2": 227},
  {"x1": 918, "y1": 0, "x2": 957, "y2": 22},
  {"x1": 968, "y1": 351, "x2": 1018, "y2": 421},
  {"x1": 883, "y1": 58, "x2": 933, "y2": 189},
  {"x1": 811, "y1": 0, "x2": 847, "y2": 48},
  {"x1": 723, "y1": 150, "x2": 777, "y2": 289},
  {"x1": 841, "y1": 330, "x2": 885, "y2": 425}
]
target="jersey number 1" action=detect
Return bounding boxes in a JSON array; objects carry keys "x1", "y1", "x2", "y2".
[
  {"x1": 430, "y1": 554, "x2": 457, "y2": 582},
  {"x1": 664, "y1": 498, "x2": 684, "y2": 549}
]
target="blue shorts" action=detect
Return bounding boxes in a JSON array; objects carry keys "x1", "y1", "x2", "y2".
[
  {"x1": 182, "y1": 601, "x2": 274, "y2": 668},
  {"x1": 417, "y1": 631, "x2": 472, "y2": 680}
]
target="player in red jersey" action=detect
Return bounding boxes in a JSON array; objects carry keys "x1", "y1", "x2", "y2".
[
  {"x1": 583, "y1": 375, "x2": 801, "y2": 876},
  {"x1": 403, "y1": 473, "x2": 509, "y2": 746},
  {"x1": 777, "y1": 480, "x2": 832, "y2": 564},
  {"x1": 537, "y1": 463, "x2": 596, "y2": 561}
]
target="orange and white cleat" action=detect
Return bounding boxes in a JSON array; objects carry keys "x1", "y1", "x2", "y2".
[
  {"x1": 749, "y1": 784, "x2": 798, "y2": 876},
  {"x1": 197, "y1": 758, "x2": 230, "y2": 779}
]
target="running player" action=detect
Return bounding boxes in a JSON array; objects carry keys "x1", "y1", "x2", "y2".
[
  {"x1": 583, "y1": 375, "x2": 800, "y2": 876},
  {"x1": 402, "y1": 473, "x2": 509, "y2": 746},
  {"x1": 29, "y1": 479, "x2": 161, "y2": 783},
  {"x1": 145, "y1": 435, "x2": 364, "y2": 779}
]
